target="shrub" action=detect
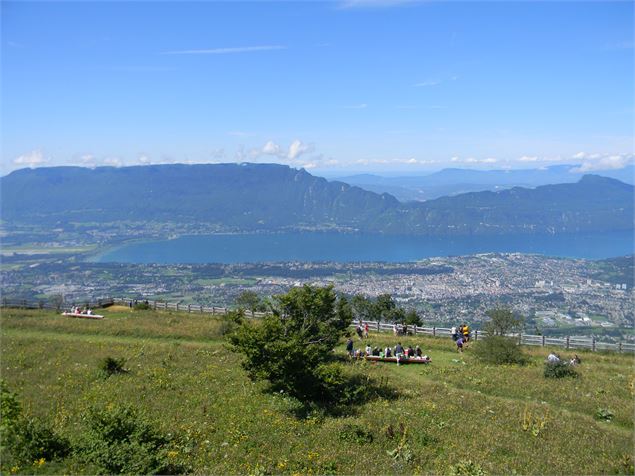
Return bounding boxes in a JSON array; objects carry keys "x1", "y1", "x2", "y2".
[
  {"x1": 219, "y1": 309, "x2": 245, "y2": 336},
  {"x1": 595, "y1": 407, "x2": 614, "y2": 422},
  {"x1": 9, "y1": 417, "x2": 71, "y2": 465},
  {"x1": 338, "y1": 423, "x2": 374, "y2": 444},
  {"x1": 1, "y1": 380, "x2": 21, "y2": 434},
  {"x1": 448, "y1": 460, "x2": 488, "y2": 476},
  {"x1": 544, "y1": 361, "x2": 578, "y2": 379},
  {"x1": 473, "y1": 336, "x2": 527, "y2": 365},
  {"x1": 228, "y1": 285, "x2": 352, "y2": 403},
  {"x1": 133, "y1": 302, "x2": 150, "y2": 310},
  {"x1": 78, "y1": 404, "x2": 185, "y2": 475},
  {"x1": 99, "y1": 357, "x2": 128, "y2": 378}
]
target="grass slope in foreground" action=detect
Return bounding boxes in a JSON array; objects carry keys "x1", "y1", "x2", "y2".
[{"x1": 1, "y1": 308, "x2": 634, "y2": 475}]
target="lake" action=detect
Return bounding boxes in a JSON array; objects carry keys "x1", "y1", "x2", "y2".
[{"x1": 92, "y1": 230, "x2": 634, "y2": 264}]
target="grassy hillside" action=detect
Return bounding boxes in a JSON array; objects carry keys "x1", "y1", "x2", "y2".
[{"x1": 1, "y1": 308, "x2": 633, "y2": 475}]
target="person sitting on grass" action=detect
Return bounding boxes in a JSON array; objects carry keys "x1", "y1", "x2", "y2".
[
  {"x1": 547, "y1": 352, "x2": 560, "y2": 363},
  {"x1": 365, "y1": 344, "x2": 372, "y2": 356},
  {"x1": 372, "y1": 347, "x2": 380, "y2": 356},
  {"x1": 384, "y1": 346, "x2": 392, "y2": 358},
  {"x1": 569, "y1": 354, "x2": 581, "y2": 365},
  {"x1": 415, "y1": 345, "x2": 423, "y2": 358},
  {"x1": 407, "y1": 345, "x2": 415, "y2": 357}
]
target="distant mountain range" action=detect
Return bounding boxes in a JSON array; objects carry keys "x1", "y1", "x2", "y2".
[
  {"x1": 2, "y1": 163, "x2": 633, "y2": 235},
  {"x1": 335, "y1": 165, "x2": 635, "y2": 201}
]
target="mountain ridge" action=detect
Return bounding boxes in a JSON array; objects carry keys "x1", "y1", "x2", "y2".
[{"x1": 2, "y1": 163, "x2": 633, "y2": 236}]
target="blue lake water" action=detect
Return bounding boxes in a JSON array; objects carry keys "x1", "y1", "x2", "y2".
[{"x1": 93, "y1": 230, "x2": 634, "y2": 264}]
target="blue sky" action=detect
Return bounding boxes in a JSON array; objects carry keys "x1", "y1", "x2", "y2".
[{"x1": 2, "y1": 0, "x2": 633, "y2": 175}]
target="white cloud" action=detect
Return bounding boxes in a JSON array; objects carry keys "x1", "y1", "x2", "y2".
[
  {"x1": 13, "y1": 150, "x2": 47, "y2": 168},
  {"x1": 262, "y1": 140, "x2": 282, "y2": 156},
  {"x1": 339, "y1": 0, "x2": 420, "y2": 9},
  {"x1": 414, "y1": 80, "x2": 439, "y2": 87},
  {"x1": 518, "y1": 155, "x2": 539, "y2": 162},
  {"x1": 450, "y1": 156, "x2": 498, "y2": 164},
  {"x1": 288, "y1": 140, "x2": 311, "y2": 160},
  {"x1": 162, "y1": 45, "x2": 286, "y2": 55},
  {"x1": 343, "y1": 103, "x2": 368, "y2": 109},
  {"x1": 103, "y1": 157, "x2": 123, "y2": 167},
  {"x1": 571, "y1": 153, "x2": 634, "y2": 173},
  {"x1": 138, "y1": 155, "x2": 151, "y2": 164}
]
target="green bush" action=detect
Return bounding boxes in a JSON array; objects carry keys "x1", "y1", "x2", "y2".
[
  {"x1": 595, "y1": 407, "x2": 614, "y2": 422},
  {"x1": 133, "y1": 302, "x2": 150, "y2": 310},
  {"x1": 448, "y1": 460, "x2": 488, "y2": 476},
  {"x1": 219, "y1": 309, "x2": 245, "y2": 336},
  {"x1": 473, "y1": 336, "x2": 527, "y2": 365},
  {"x1": 544, "y1": 361, "x2": 578, "y2": 379},
  {"x1": 99, "y1": 356, "x2": 128, "y2": 378},
  {"x1": 228, "y1": 285, "x2": 352, "y2": 403},
  {"x1": 9, "y1": 417, "x2": 71, "y2": 465},
  {"x1": 78, "y1": 404, "x2": 185, "y2": 475},
  {"x1": 1, "y1": 379, "x2": 21, "y2": 435},
  {"x1": 338, "y1": 423, "x2": 374, "y2": 444}
]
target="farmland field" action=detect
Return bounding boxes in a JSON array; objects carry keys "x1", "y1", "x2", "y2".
[{"x1": 1, "y1": 307, "x2": 633, "y2": 475}]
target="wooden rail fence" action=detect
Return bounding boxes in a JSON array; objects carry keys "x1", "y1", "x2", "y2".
[{"x1": 2, "y1": 297, "x2": 632, "y2": 353}]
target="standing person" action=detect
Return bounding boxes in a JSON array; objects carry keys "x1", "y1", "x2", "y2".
[
  {"x1": 456, "y1": 336, "x2": 465, "y2": 353},
  {"x1": 462, "y1": 323, "x2": 470, "y2": 343},
  {"x1": 393, "y1": 323, "x2": 398, "y2": 336},
  {"x1": 451, "y1": 325, "x2": 458, "y2": 341},
  {"x1": 364, "y1": 322, "x2": 369, "y2": 339},
  {"x1": 356, "y1": 325, "x2": 363, "y2": 340},
  {"x1": 346, "y1": 337, "x2": 354, "y2": 357}
]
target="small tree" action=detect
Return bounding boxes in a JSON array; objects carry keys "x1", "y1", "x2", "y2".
[
  {"x1": 474, "y1": 308, "x2": 527, "y2": 365},
  {"x1": 374, "y1": 294, "x2": 396, "y2": 322},
  {"x1": 404, "y1": 309, "x2": 422, "y2": 327},
  {"x1": 484, "y1": 308, "x2": 524, "y2": 336},
  {"x1": 235, "y1": 291, "x2": 264, "y2": 313},
  {"x1": 228, "y1": 285, "x2": 352, "y2": 403},
  {"x1": 351, "y1": 294, "x2": 374, "y2": 322}
]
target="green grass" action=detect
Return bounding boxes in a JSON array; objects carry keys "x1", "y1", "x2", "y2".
[{"x1": 1, "y1": 308, "x2": 634, "y2": 475}]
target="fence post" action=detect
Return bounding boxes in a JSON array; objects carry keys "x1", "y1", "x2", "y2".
[
  {"x1": 432, "y1": 326, "x2": 436, "y2": 337},
  {"x1": 154, "y1": 301, "x2": 157, "y2": 310},
  {"x1": 377, "y1": 321, "x2": 380, "y2": 331},
  {"x1": 592, "y1": 337, "x2": 596, "y2": 352},
  {"x1": 518, "y1": 333, "x2": 522, "y2": 345},
  {"x1": 542, "y1": 335, "x2": 546, "y2": 347},
  {"x1": 200, "y1": 305, "x2": 203, "y2": 313},
  {"x1": 212, "y1": 307, "x2": 216, "y2": 315},
  {"x1": 176, "y1": 303, "x2": 179, "y2": 312},
  {"x1": 188, "y1": 304, "x2": 191, "y2": 313},
  {"x1": 474, "y1": 330, "x2": 478, "y2": 341},
  {"x1": 413, "y1": 325, "x2": 417, "y2": 335},
  {"x1": 618, "y1": 342, "x2": 623, "y2": 353},
  {"x1": 566, "y1": 336, "x2": 570, "y2": 349}
]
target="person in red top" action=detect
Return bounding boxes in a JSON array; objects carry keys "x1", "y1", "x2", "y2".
[{"x1": 363, "y1": 323, "x2": 369, "y2": 338}]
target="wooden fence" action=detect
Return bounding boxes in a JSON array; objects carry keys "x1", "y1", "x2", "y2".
[{"x1": 2, "y1": 296, "x2": 632, "y2": 353}]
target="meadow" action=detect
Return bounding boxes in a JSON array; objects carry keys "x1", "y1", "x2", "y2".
[{"x1": 1, "y1": 307, "x2": 633, "y2": 475}]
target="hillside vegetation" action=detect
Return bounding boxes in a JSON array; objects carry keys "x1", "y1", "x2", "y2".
[
  {"x1": 1, "y1": 307, "x2": 634, "y2": 475},
  {"x1": 2, "y1": 164, "x2": 633, "y2": 234}
]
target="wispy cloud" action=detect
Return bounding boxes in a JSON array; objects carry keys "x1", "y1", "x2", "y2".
[
  {"x1": 338, "y1": 0, "x2": 421, "y2": 9},
  {"x1": 343, "y1": 103, "x2": 368, "y2": 109},
  {"x1": 414, "y1": 80, "x2": 440, "y2": 87},
  {"x1": 414, "y1": 75, "x2": 458, "y2": 88},
  {"x1": 570, "y1": 152, "x2": 634, "y2": 173},
  {"x1": 13, "y1": 150, "x2": 47, "y2": 168},
  {"x1": 161, "y1": 45, "x2": 286, "y2": 55}
]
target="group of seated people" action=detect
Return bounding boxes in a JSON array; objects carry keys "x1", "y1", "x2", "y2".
[
  {"x1": 69, "y1": 306, "x2": 93, "y2": 315},
  {"x1": 352, "y1": 342, "x2": 429, "y2": 361}
]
